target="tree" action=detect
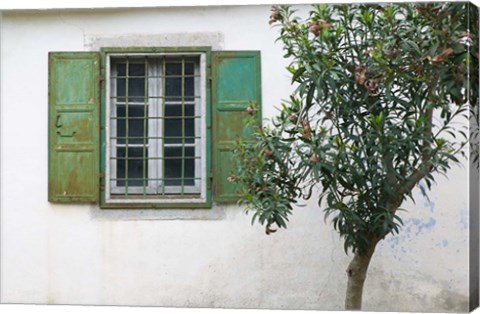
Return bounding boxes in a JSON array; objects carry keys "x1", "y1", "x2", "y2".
[{"x1": 233, "y1": 3, "x2": 477, "y2": 310}]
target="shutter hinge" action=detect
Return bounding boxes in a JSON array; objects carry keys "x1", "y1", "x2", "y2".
[
  {"x1": 208, "y1": 175, "x2": 213, "y2": 190},
  {"x1": 99, "y1": 172, "x2": 105, "y2": 191}
]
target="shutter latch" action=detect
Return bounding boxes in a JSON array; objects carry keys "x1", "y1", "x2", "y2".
[{"x1": 99, "y1": 172, "x2": 105, "y2": 191}]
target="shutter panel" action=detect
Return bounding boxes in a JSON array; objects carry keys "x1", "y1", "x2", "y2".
[
  {"x1": 48, "y1": 52, "x2": 100, "y2": 203},
  {"x1": 212, "y1": 51, "x2": 262, "y2": 203}
]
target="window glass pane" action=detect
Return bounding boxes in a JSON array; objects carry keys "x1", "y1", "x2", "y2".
[
  {"x1": 165, "y1": 63, "x2": 182, "y2": 76},
  {"x1": 184, "y1": 63, "x2": 194, "y2": 75},
  {"x1": 165, "y1": 104, "x2": 182, "y2": 117},
  {"x1": 116, "y1": 64, "x2": 126, "y2": 101},
  {"x1": 164, "y1": 147, "x2": 181, "y2": 186},
  {"x1": 164, "y1": 105, "x2": 182, "y2": 143},
  {"x1": 165, "y1": 77, "x2": 182, "y2": 99},
  {"x1": 116, "y1": 105, "x2": 147, "y2": 144},
  {"x1": 164, "y1": 147, "x2": 195, "y2": 186},
  {"x1": 117, "y1": 78, "x2": 126, "y2": 101},
  {"x1": 164, "y1": 105, "x2": 195, "y2": 144},
  {"x1": 117, "y1": 63, "x2": 126, "y2": 76},
  {"x1": 116, "y1": 63, "x2": 145, "y2": 102},
  {"x1": 184, "y1": 104, "x2": 195, "y2": 144},
  {"x1": 116, "y1": 107, "x2": 125, "y2": 141},
  {"x1": 117, "y1": 147, "x2": 147, "y2": 187},
  {"x1": 165, "y1": 62, "x2": 194, "y2": 75},
  {"x1": 184, "y1": 147, "x2": 195, "y2": 185},
  {"x1": 165, "y1": 77, "x2": 194, "y2": 101},
  {"x1": 164, "y1": 117, "x2": 182, "y2": 142},
  {"x1": 129, "y1": 63, "x2": 144, "y2": 76},
  {"x1": 165, "y1": 77, "x2": 194, "y2": 100},
  {"x1": 184, "y1": 77, "x2": 194, "y2": 97},
  {"x1": 128, "y1": 78, "x2": 145, "y2": 102}
]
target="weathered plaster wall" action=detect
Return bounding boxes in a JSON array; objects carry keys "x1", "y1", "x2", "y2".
[{"x1": 0, "y1": 5, "x2": 472, "y2": 311}]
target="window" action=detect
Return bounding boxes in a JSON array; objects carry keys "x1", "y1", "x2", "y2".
[
  {"x1": 105, "y1": 53, "x2": 207, "y2": 204},
  {"x1": 48, "y1": 48, "x2": 261, "y2": 208}
]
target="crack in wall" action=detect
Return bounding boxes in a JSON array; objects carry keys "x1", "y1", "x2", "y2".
[{"x1": 58, "y1": 13, "x2": 86, "y2": 48}]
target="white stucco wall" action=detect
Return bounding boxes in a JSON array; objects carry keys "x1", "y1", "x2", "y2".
[{"x1": 0, "y1": 5, "x2": 473, "y2": 312}]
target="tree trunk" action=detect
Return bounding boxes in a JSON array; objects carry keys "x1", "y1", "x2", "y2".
[{"x1": 344, "y1": 238, "x2": 380, "y2": 310}]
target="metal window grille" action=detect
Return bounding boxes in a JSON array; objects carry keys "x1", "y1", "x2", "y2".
[{"x1": 106, "y1": 54, "x2": 206, "y2": 201}]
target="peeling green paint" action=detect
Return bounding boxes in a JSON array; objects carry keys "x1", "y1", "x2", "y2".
[
  {"x1": 48, "y1": 52, "x2": 100, "y2": 203},
  {"x1": 212, "y1": 51, "x2": 262, "y2": 203}
]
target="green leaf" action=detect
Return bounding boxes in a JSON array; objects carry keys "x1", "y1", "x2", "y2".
[
  {"x1": 292, "y1": 66, "x2": 306, "y2": 83},
  {"x1": 306, "y1": 83, "x2": 316, "y2": 107}
]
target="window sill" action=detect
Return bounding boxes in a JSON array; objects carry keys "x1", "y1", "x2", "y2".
[
  {"x1": 100, "y1": 199, "x2": 211, "y2": 210},
  {"x1": 90, "y1": 203, "x2": 226, "y2": 221}
]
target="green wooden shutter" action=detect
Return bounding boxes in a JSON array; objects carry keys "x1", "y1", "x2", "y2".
[
  {"x1": 212, "y1": 51, "x2": 262, "y2": 203},
  {"x1": 48, "y1": 52, "x2": 100, "y2": 203}
]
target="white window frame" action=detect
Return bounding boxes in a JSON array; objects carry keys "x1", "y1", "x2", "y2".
[{"x1": 105, "y1": 52, "x2": 207, "y2": 204}]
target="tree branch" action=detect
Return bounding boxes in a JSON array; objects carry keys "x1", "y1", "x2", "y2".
[{"x1": 399, "y1": 106, "x2": 434, "y2": 194}]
